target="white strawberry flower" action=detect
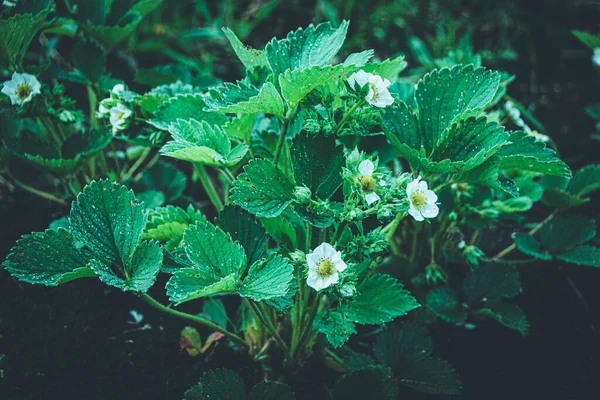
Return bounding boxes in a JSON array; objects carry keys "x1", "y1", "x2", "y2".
[
  {"x1": 593, "y1": 48, "x2": 600, "y2": 67},
  {"x1": 406, "y1": 176, "x2": 439, "y2": 222},
  {"x1": 111, "y1": 83, "x2": 126, "y2": 96},
  {"x1": 1, "y1": 72, "x2": 41, "y2": 105},
  {"x1": 306, "y1": 242, "x2": 348, "y2": 291},
  {"x1": 347, "y1": 70, "x2": 394, "y2": 108},
  {"x1": 529, "y1": 129, "x2": 550, "y2": 143},
  {"x1": 109, "y1": 102, "x2": 133, "y2": 133},
  {"x1": 357, "y1": 159, "x2": 380, "y2": 205}
]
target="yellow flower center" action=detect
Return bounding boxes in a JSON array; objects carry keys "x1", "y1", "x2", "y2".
[
  {"x1": 116, "y1": 111, "x2": 125, "y2": 121},
  {"x1": 359, "y1": 174, "x2": 376, "y2": 192},
  {"x1": 16, "y1": 83, "x2": 32, "y2": 100},
  {"x1": 152, "y1": 23, "x2": 167, "y2": 36},
  {"x1": 411, "y1": 191, "x2": 426, "y2": 208},
  {"x1": 317, "y1": 259, "x2": 335, "y2": 278},
  {"x1": 368, "y1": 82, "x2": 379, "y2": 100}
]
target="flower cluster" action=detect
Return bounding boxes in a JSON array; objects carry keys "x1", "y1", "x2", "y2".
[
  {"x1": 346, "y1": 70, "x2": 394, "y2": 108},
  {"x1": 505, "y1": 101, "x2": 550, "y2": 143},
  {"x1": 98, "y1": 84, "x2": 133, "y2": 134},
  {"x1": 306, "y1": 242, "x2": 348, "y2": 291},
  {"x1": 1, "y1": 72, "x2": 41, "y2": 106}
]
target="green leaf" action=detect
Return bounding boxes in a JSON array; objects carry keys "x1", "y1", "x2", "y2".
[
  {"x1": 0, "y1": 7, "x2": 51, "y2": 66},
  {"x1": 453, "y1": 156, "x2": 518, "y2": 196},
  {"x1": 222, "y1": 27, "x2": 268, "y2": 70},
  {"x1": 415, "y1": 64, "x2": 500, "y2": 153},
  {"x1": 407, "y1": 36, "x2": 436, "y2": 69},
  {"x1": 361, "y1": 56, "x2": 408, "y2": 80},
  {"x1": 343, "y1": 50, "x2": 375, "y2": 66},
  {"x1": 291, "y1": 132, "x2": 344, "y2": 199},
  {"x1": 265, "y1": 20, "x2": 349, "y2": 85},
  {"x1": 161, "y1": 118, "x2": 248, "y2": 167},
  {"x1": 569, "y1": 164, "x2": 600, "y2": 196},
  {"x1": 426, "y1": 287, "x2": 466, "y2": 323},
  {"x1": 80, "y1": 13, "x2": 142, "y2": 53},
  {"x1": 398, "y1": 356, "x2": 463, "y2": 395},
  {"x1": 344, "y1": 274, "x2": 419, "y2": 325},
  {"x1": 142, "y1": 162, "x2": 187, "y2": 201},
  {"x1": 463, "y1": 263, "x2": 522, "y2": 303},
  {"x1": 231, "y1": 159, "x2": 296, "y2": 218},
  {"x1": 70, "y1": 180, "x2": 146, "y2": 267},
  {"x1": 149, "y1": 94, "x2": 227, "y2": 131},
  {"x1": 541, "y1": 188, "x2": 589, "y2": 210},
  {"x1": 555, "y1": 246, "x2": 600, "y2": 267},
  {"x1": 143, "y1": 205, "x2": 206, "y2": 250},
  {"x1": 248, "y1": 382, "x2": 295, "y2": 400},
  {"x1": 476, "y1": 302, "x2": 529, "y2": 335},
  {"x1": 184, "y1": 368, "x2": 246, "y2": 400},
  {"x1": 497, "y1": 131, "x2": 571, "y2": 177},
  {"x1": 3, "y1": 228, "x2": 95, "y2": 286},
  {"x1": 89, "y1": 240, "x2": 162, "y2": 292},
  {"x1": 332, "y1": 366, "x2": 398, "y2": 400},
  {"x1": 136, "y1": 190, "x2": 165, "y2": 209},
  {"x1": 313, "y1": 311, "x2": 357, "y2": 348},
  {"x1": 514, "y1": 234, "x2": 552, "y2": 260},
  {"x1": 540, "y1": 215, "x2": 596, "y2": 253},
  {"x1": 204, "y1": 82, "x2": 284, "y2": 117},
  {"x1": 260, "y1": 215, "x2": 298, "y2": 250},
  {"x1": 573, "y1": 30, "x2": 600, "y2": 49},
  {"x1": 279, "y1": 64, "x2": 356, "y2": 107},
  {"x1": 237, "y1": 254, "x2": 293, "y2": 301},
  {"x1": 72, "y1": 39, "x2": 105, "y2": 82},
  {"x1": 166, "y1": 221, "x2": 245, "y2": 304},
  {"x1": 216, "y1": 206, "x2": 268, "y2": 265}
]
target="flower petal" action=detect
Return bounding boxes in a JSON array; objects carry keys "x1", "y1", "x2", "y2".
[
  {"x1": 365, "y1": 192, "x2": 380, "y2": 205},
  {"x1": 408, "y1": 205, "x2": 424, "y2": 222},
  {"x1": 425, "y1": 189, "x2": 438, "y2": 203},
  {"x1": 358, "y1": 159, "x2": 375, "y2": 175},
  {"x1": 421, "y1": 203, "x2": 439, "y2": 218}
]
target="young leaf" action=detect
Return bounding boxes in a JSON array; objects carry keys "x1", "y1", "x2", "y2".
[
  {"x1": 332, "y1": 366, "x2": 398, "y2": 400},
  {"x1": 313, "y1": 311, "x2": 357, "y2": 348},
  {"x1": 166, "y1": 221, "x2": 246, "y2": 304},
  {"x1": 231, "y1": 159, "x2": 296, "y2": 218},
  {"x1": 476, "y1": 302, "x2": 529, "y2": 335},
  {"x1": 3, "y1": 228, "x2": 95, "y2": 286},
  {"x1": 463, "y1": 263, "x2": 522, "y2": 303},
  {"x1": 426, "y1": 287, "x2": 466, "y2": 323},
  {"x1": 237, "y1": 254, "x2": 292, "y2": 301},
  {"x1": 279, "y1": 64, "x2": 356, "y2": 107},
  {"x1": 291, "y1": 132, "x2": 344, "y2": 199},
  {"x1": 143, "y1": 205, "x2": 206, "y2": 250},
  {"x1": 343, "y1": 274, "x2": 419, "y2": 325},
  {"x1": 217, "y1": 206, "x2": 268, "y2": 266},
  {"x1": 361, "y1": 55, "x2": 408, "y2": 80},
  {"x1": 161, "y1": 118, "x2": 248, "y2": 167},
  {"x1": 204, "y1": 81, "x2": 284, "y2": 117},
  {"x1": 497, "y1": 131, "x2": 571, "y2": 177},
  {"x1": 184, "y1": 368, "x2": 246, "y2": 400},
  {"x1": 149, "y1": 94, "x2": 228, "y2": 131},
  {"x1": 222, "y1": 27, "x2": 269, "y2": 70}
]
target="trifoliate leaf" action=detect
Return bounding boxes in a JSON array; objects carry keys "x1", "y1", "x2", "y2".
[
  {"x1": 279, "y1": 64, "x2": 356, "y2": 107},
  {"x1": 497, "y1": 131, "x2": 571, "y2": 177},
  {"x1": 149, "y1": 94, "x2": 227, "y2": 131},
  {"x1": 476, "y1": 301, "x2": 529, "y2": 335},
  {"x1": 183, "y1": 368, "x2": 246, "y2": 400},
  {"x1": 514, "y1": 234, "x2": 552, "y2": 260},
  {"x1": 166, "y1": 221, "x2": 245, "y2": 303},
  {"x1": 161, "y1": 118, "x2": 248, "y2": 167},
  {"x1": 541, "y1": 188, "x2": 589, "y2": 210},
  {"x1": 222, "y1": 27, "x2": 269, "y2": 70},
  {"x1": 237, "y1": 254, "x2": 293, "y2": 301},
  {"x1": 3, "y1": 228, "x2": 95, "y2": 286},
  {"x1": 332, "y1": 366, "x2": 398, "y2": 400},
  {"x1": 70, "y1": 180, "x2": 146, "y2": 267},
  {"x1": 142, "y1": 162, "x2": 187, "y2": 201},
  {"x1": 426, "y1": 287, "x2": 466, "y2": 323},
  {"x1": 415, "y1": 64, "x2": 500, "y2": 153},
  {"x1": 143, "y1": 205, "x2": 206, "y2": 250},
  {"x1": 555, "y1": 246, "x2": 600, "y2": 267},
  {"x1": 231, "y1": 159, "x2": 296, "y2": 218},
  {"x1": 204, "y1": 81, "x2": 284, "y2": 117},
  {"x1": 248, "y1": 382, "x2": 295, "y2": 400},
  {"x1": 568, "y1": 164, "x2": 600, "y2": 196},
  {"x1": 463, "y1": 263, "x2": 522, "y2": 303},
  {"x1": 291, "y1": 132, "x2": 344, "y2": 199},
  {"x1": 313, "y1": 311, "x2": 357, "y2": 348},
  {"x1": 540, "y1": 215, "x2": 596, "y2": 253},
  {"x1": 217, "y1": 206, "x2": 268, "y2": 265},
  {"x1": 89, "y1": 240, "x2": 162, "y2": 292},
  {"x1": 361, "y1": 56, "x2": 408, "y2": 80},
  {"x1": 265, "y1": 20, "x2": 349, "y2": 85},
  {"x1": 344, "y1": 274, "x2": 419, "y2": 325}
]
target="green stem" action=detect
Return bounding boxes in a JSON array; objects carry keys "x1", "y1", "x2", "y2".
[
  {"x1": 7, "y1": 174, "x2": 68, "y2": 206},
  {"x1": 382, "y1": 212, "x2": 405, "y2": 241},
  {"x1": 220, "y1": 168, "x2": 236, "y2": 184},
  {"x1": 134, "y1": 151, "x2": 161, "y2": 181},
  {"x1": 121, "y1": 147, "x2": 152, "y2": 182},
  {"x1": 87, "y1": 85, "x2": 98, "y2": 129},
  {"x1": 140, "y1": 293, "x2": 247, "y2": 347},
  {"x1": 334, "y1": 100, "x2": 364, "y2": 135},
  {"x1": 291, "y1": 292, "x2": 321, "y2": 365},
  {"x1": 194, "y1": 164, "x2": 224, "y2": 212},
  {"x1": 247, "y1": 300, "x2": 292, "y2": 362},
  {"x1": 493, "y1": 211, "x2": 557, "y2": 259},
  {"x1": 331, "y1": 221, "x2": 348, "y2": 244},
  {"x1": 273, "y1": 119, "x2": 288, "y2": 167}
]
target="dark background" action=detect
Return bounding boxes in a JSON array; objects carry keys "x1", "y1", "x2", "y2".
[{"x1": 2, "y1": 0, "x2": 600, "y2": 399}]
